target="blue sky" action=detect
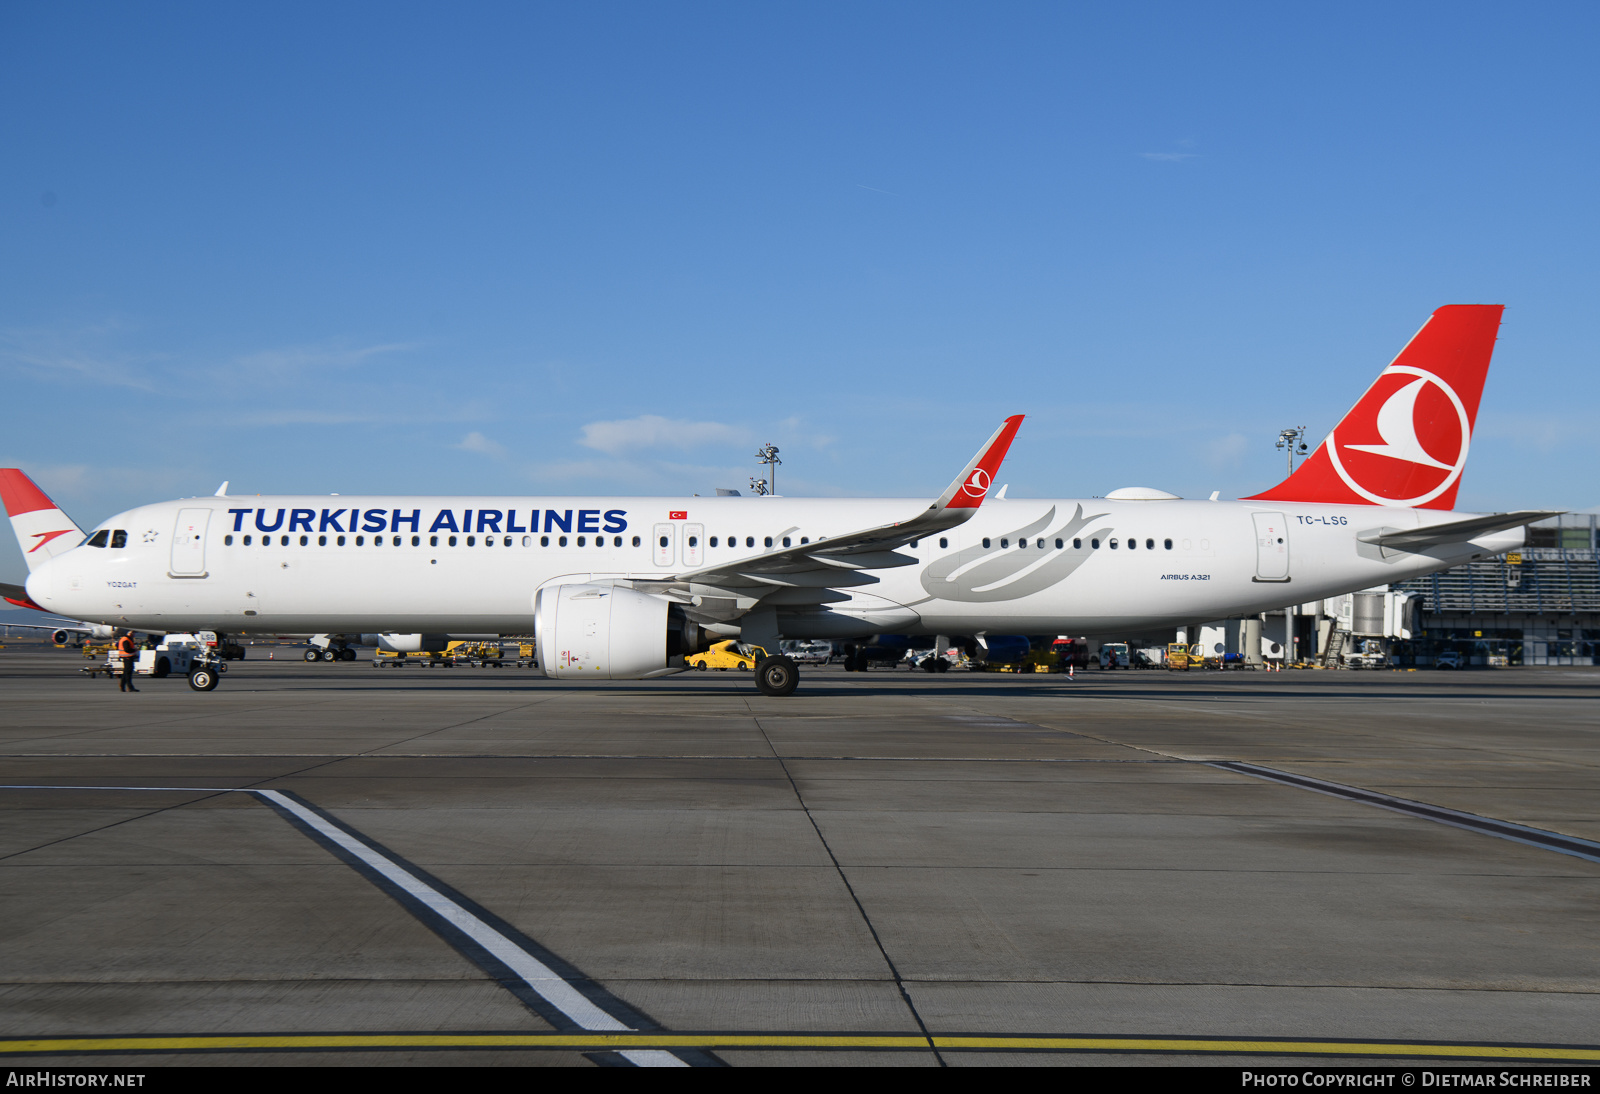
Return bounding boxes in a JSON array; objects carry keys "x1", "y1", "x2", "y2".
[{"x1": 4, "y1": 2, "x2": 1598, "y2": 588}]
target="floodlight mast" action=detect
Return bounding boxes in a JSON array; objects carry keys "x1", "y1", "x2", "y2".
[
  {"x1": 1276, "y1": 426, "x2": 1309, "y2": 476},
  {"x1": 755, "y1": 443, "x2": 781, "y2": 495}
]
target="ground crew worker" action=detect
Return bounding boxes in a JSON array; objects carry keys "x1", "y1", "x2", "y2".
[{"x1": 116, "y1": 631, "x2": 139, "y2": 693}]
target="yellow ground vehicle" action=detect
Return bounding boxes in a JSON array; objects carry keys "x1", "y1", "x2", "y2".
[
  {"x1": 1166, "y1": 642, "x2": 1192, "y2": 670},
  {"x1": 686, "y1": 640, "x2": 757, "y2": 671}
]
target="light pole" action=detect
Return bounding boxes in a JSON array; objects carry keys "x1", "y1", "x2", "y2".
[
  {"x1": 755, "y1": 443, "x2": 781, "y2": 495},
  {"x1": 1276, "y1": 427, "x2": 1309, "y2": 477}
]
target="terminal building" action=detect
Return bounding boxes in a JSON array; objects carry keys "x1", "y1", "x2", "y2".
[
  {"x1": 1390, "y1": 512, "x2": 1600, "y2": 667},
  {"x1": 1250, "y1": 514, "x2": 1600, "y2": 668}
]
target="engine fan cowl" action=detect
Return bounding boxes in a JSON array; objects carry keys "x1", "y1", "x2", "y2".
[{"x1": 535, "y1": 584, "x2": 705, "y2": 679}]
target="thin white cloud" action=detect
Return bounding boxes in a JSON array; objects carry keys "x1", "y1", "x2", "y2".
[
  {"x1": 228, "y1": 341, "x2": 417, "y2": 376},
  {"x1": 1203, "y1": 432, "x2": 1251, "y2": 469},
  {"x1": 0, "y1": 323, "x2": 164, "y2": 392},
  {"x1": 455, "y1": 431, "x2": 507, "y2": 458},
  {"x1": 578, "y1": 414, "x2": 749, "y2": 455}
]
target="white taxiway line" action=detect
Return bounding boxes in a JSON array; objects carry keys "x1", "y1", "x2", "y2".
[{"x1": 2, "y1": 784, "x2": 690, "y2": 1068}]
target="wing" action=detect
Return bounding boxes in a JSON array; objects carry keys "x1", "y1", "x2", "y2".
[{"x1": 634, "y1": 416, "x2": 1023, "y2": 625}]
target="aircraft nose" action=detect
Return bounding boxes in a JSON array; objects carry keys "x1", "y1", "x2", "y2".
[{"x1": 25, "y1": 558, "x2": 55, "y2": 605}]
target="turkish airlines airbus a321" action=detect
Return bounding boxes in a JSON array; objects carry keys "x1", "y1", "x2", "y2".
[{"x1": 2, "y1": 305, "x2": 1556, "y2": 695}]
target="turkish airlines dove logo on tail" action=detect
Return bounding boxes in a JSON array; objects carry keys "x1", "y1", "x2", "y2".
[{"x1": 1327, "y1": 365, "x2": 1471, "y2": 506}]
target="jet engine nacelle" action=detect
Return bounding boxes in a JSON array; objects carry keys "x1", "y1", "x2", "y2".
[
  {"x1": 52, "y1": 629, "x2": 74, "y2": 645},
  {"x1": 361, "y1": 633, "x2": 450, "y2": 653},
  {"x1": 535, "y1": 583, "x2": 709, "y2": 679},
  {"x1": 89, "y1": 624, "x2": 116, "y2": 640}
]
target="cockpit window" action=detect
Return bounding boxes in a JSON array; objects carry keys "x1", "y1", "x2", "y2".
[
  {"x1": 110, "y1": 530, "x2": 128, "y2": 548},
  {"x1": 86, "y1": 530, "x2": 109, "y2": 548}
]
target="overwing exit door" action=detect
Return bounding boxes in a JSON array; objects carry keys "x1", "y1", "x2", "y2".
[{"x1": 653, "y1": 523, "x2": 676, "y2": 567}]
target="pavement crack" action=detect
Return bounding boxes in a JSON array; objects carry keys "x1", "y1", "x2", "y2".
[{"x1": 750, "y1": 713, "x2": 947, "y2": 1067}]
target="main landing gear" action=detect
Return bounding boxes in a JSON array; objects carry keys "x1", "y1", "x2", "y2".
[{"x1": 754, "y1": 655, "x2": 799, "y2": 697}]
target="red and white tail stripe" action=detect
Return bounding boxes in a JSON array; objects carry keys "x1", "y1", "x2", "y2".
[{"x1": 0, "y1": 469, "x2": 86, "y2": 572}]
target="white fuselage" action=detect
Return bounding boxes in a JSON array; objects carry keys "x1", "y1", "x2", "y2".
[{"x1": 23, "y1": 494, "x2": 1518, "y2": 638}]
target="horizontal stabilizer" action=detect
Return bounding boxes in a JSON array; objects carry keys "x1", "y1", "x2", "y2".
[
  {"x1": 1358, "y1": 511, "x2": 1562, "y2": 552},
  {"x1": 1, "y1": 581, "x2": 48, "y2": 612}
]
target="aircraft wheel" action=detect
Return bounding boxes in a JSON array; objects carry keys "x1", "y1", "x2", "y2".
[
  {"x1": 304, "y1": 649, "x2": 321, "y2": 662},
  {"x1": 188, "y1": 667, "x2": 219, "y2": 692},
  {"x1": 755, "y1": 655, "x2": 799, "y2": 697}
]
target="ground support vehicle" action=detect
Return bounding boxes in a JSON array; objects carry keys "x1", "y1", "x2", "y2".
[
  {"x1": 94, "y1": 632, "x2": 228, "y2": 691},
  {"x1": 686, "y1": 640, "x2": 756, "y2": 671},
  {"x1": 1100, "y1": 642, "x2": 1131, "y2": 669},
  {"x1": 780, "y1": 640, "x2": 833, "y2": 665}
]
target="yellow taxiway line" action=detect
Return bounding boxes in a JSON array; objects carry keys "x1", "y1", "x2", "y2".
[{"x1": 2, "y1": 1033, "x2": 1598, "y2": 1060}]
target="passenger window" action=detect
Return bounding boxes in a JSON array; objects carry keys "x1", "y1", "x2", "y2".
[
  {"x1": 613, "y1": 536, "x2": 622, "y2": 546},
  {"x1": 540, "y1": 535, "x2": 549, "y2": 546},
  {"x1": 558, "y1": 536, "x2": 568, "y2": 546},
  {"x1": 1000, "y1": 538, "x2": 1009, "y2": 548},
  {"x1": 710, "y1": 536, "x2": 719, "y2": 547},
  {"x1": 243, "y1": 534, "x2": 252, "y2": 546},
  {"x1": 746, "y1": 536, "x2": 754, "y2": 547},
  {"x1": 431, "y1": 535, "x2": 439, "y2": 547},
  {"x1": 910, "y1": 539, "x2": 918, "y2": 548},
  {"x1": 1146, "y1": 538, "x2": 1155, "y2": 550},
  {"x1": 1110, "y1": 538, "x2": 1119, "y2": 549},
  {"x1": 415, "y1": 536, "x2": 423, "y2": 547},
  {"x1": 111, "y1": 530, "x2": 127, "y2": 548},
  {"x1": 224, "y1": 534, "x2": 233, "y2": 546},
  {"x1": 1127, "y1": 538, "x2": 1136, "y2": 550},
  {"x1": 1073, "y1": 538, "x2": 1081, "y2": 549},
  {"x1": 801, "y1": 537, "x2": 809, "y2": 545},
  {"x1": 659, "y1": 535, "x2": 668, "y2": 547},
  {"x1": 86, "y1": 530, "x2": 109, "y2": 547},
  {"x1": 1091, "y1": 539, "x2": 1100, "y2": 549},
  {"x1": 1055, "y1": 538, "x2": 1063, "y2": 549},
  {"x1": 782, "y1": 537, "x2": 791, "y2": 547},
  {"x1": 688, "y1": 536, "x2": 699, "y2": 547},
  {"x1": 764, "y1": 537, "x2": 773, "y2": 548},
  {"x1": 522, "y1": 536, "x2": 531, "y2": 547},
  {"x1": 577, "y1": 536, "x2": 586, "y2": 547},
  {"x1": 299, "y1": 535, "x2": 309, "y2": 546},
  {"x1": 319, "y1": 535, "x2": 327, "y2": 546},
  {"x1": 466, "y1": 535, "x2": 475, "y2": 546},
  {"x1": 395, "y1": 536, "x2": 403, "y2": 546},
  {"x1": 939, "y1": 538, "x2": 948, "y2": 549},
  {"x1": 631, "y1": 536, "x2": 640, "y2": 547},
  {"x1": 448, "y1": 535, "x2": 457, "y2": 546},
  {"x1": 374, "y1": 536, "x2": 383, "y2": 547},
  {"x1": 281, "y1": 535, "x2": 290, "y2": 546},
  {"x1": 983, "y1": 538, "x2": 991, "y2": 548},
  {"x1": 356, "y1": 536, "x2": 365, "y2": 546},
  {"x1": 1164, "y1": 538, "x2": 1173, "y2": 550},
  {"x1": 1036, "y1": 539, "x2": 1044, "y2": 548},
  {"x1": 337, "y1": 535, "x2": 346, "y2": 546}
]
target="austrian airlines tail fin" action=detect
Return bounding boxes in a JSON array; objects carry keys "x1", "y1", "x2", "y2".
[
  {"x1": 0, "y1": 470, "x2": 86, "y2": 572},
  {"x1": 1246, "y1": 305, "x2": 1504, "y2": 510}
]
